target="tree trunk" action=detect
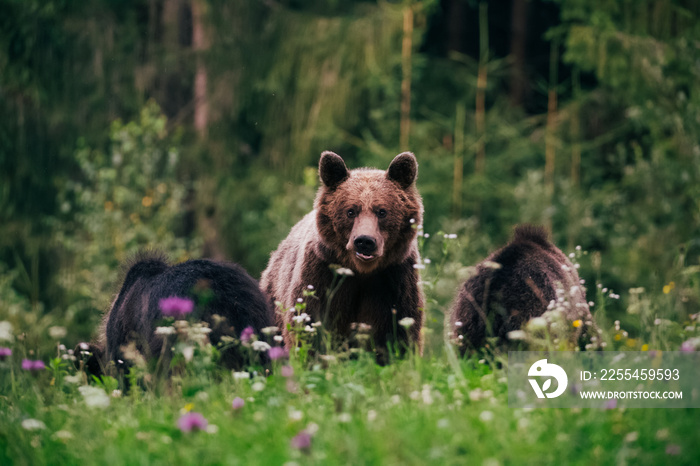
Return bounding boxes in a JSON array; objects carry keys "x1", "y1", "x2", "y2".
[
  {"x1": 400, "y1": 5, "x2": 414, "y2": 151},
  {"x1": 509, "y1": 0, "x2": 529, "y2": 107},
  {"x1": 191, "y1": 0, "x2": 209, "y2": 139}
]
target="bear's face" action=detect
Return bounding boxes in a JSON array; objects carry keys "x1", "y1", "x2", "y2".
[{"x1": 315, "y1": 152, "x2": 423, "y2": 274}]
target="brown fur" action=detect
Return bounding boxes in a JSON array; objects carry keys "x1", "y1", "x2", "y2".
[
  {"x1": 448, "y1": 225, "x2": 593, "y2": 353},
  {"x1": 261, "y1": 151, "x2": 425, "y2": 362}
]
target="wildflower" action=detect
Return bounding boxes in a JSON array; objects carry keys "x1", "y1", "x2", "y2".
[
  {"x1": 0, "y1": 321, "x2": 14, "y2": 342},
  {"x1": 588, "y1": 301, "x2": 595, "y2": 307},
  {"x1": 680, "y1": 338, "x2": 698, "y2": 352},
  {"x1": 335, "y1": 267, "x2": 354, "y2": 276},
  {"x1": 311, "y1": 321, "x2": 322, "y2": 328},
  {"x1": 572, "y1": 320, "x2": 582, "y2": 328},
  {"x1": 296, "y1": 298, "x2": 303, "y2": 303},
  {"x1": 290, "y1": 430, "x2": 312, "y2": 451},
  {"x1": 159, "y1": 297, "x2": 194, "y2": 317},
  {"x1": 261, "y1": 326, "x2": 279, "y2": 335},
  {"x1": 0, "y1": 347, "x2": 11, "y2": 360},
  {"x1": 274, "y1": 335, "x2": 284, "y2": 342},
  {"x1": 240, "y1": 326, "x2": 255, "y2": 343},
  {"x1": 641, "y1": 344, "x2": 649, "y2": 351},
  {"x1": 410, "y1": 218, "x2": 416, "y2": 224},
  {"x1": 663, "y1": 282, "x2": 676, "y2": 294},
  {"x1": 483, "y1": 261, "x2": 502, "y2": 270},
  {"x1": 338, "y1": 413, "x2": 351, "y2": 423},
  {"x1": 292, "y1": 313, "x2": 311, "y2": 324},
  {"x1": 437, "y1": 418, "x2": 449, "y2": 429},
  {"x1": 281, "y1": 366, "x2": 294, "y2": 378},
  {"x1": 48, "y1": 326, "x2": 67, "y2": 339},
  {"x1": 367, "y1": 410, "x2": 377, "y2": 422},
  {"x1": 479, "y1": 411, "x2": 494, "y2": 422},
  {"x1": 233, "y1": 371, "x2": 250, "y2": 380},
  {"x1": 624, "y1": 432, "x2": 639, "y2": 443},
  {"x1": 413, "y1": 264, "x2": 425, "y2": 269},
  {"x1": 21, "y1": 419, "x2": 46, "y2": 431},
  {"x1": 53, "y1": 430, "x2": 74, "y2": 441},
  {"x1": 155, "y1": 326, "x2": 176, "y2": 336},
  {"x1": 78, "y1": 385, "x2": 111, "y2": 409},
  {"x1": 268, "y1": 347, "x2": 288, "y2": 360},
  {"x1": 507, "y1": 330, "x2": 527, "y2": 340},
  {"x1": 307, "y1": 285, "x2": 314, "y2": 290},
  {"x1": 232, "y1": 397, "x2": 245, "y2": 410},
  {"x1": 206, "y1": 424, "x2": 219, "y2": 434},
  {"x1": 177, "y1": 412, "x2": 208, "y2": 433},
  {"x1": 528, "y1": 317, "x2": 547, "y2": 329},
  {"x1": 288, "y1": 409, "x2": 303, "y2": 421},
  {"x1": 21, "y1": 359, "x2": 45, "y2": 371},
  {"x1": 252, "y1": 381, "x2": 266, "y2": 392},
  {"x1": 252, "y1": 341, "x2": 271, "y2": 352},
  {"x1": 304, "y1": 325, "x2": 316, "y2": 333},
  {"x1": 398, "y1": 317, "x2": 415, "y2": 328}
]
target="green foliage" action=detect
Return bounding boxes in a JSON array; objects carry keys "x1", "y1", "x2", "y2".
[{"x1": 51, "y1": 102, "x2": 201, "y2": 340}]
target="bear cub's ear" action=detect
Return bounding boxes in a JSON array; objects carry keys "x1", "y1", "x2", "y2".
[
  {"x1": 319, "y1": 151, "x2": 349, "y2": 189},
  {"x1": 387, "y1": 152, "x2": 417, "y2": 189}
]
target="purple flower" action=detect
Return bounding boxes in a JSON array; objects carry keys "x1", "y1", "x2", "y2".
[
  {"x1": 268, "y1": 347, "x2": 288, "y2": 360},
  {"x1": 680, "y1": 339, "x2": 696, "y2": 352},
  {"x1": 232, "y1": 397, "x2": 245, "y2": 410},
  {"x1": 240, "y1": 326, "x2": 254, "y2": 343},
  {"x1": 177, "y1": 412, "x2": 208, "y2": 433},
  {"x1": 0, "y1": 347, "x2": 11, "y2": 360},
  {"x1": 290, "y1": 430, "x2": 312, "y2": 451},
  {"x1": 159, "y1": 297, "x2": 195, "y2": 318},
  {"x1": 604, "y1": 399, "x2": 617, "y2": 410},
  {"x1": 281, "y1": 365, "x2": 294, "y2": 378},
  {"x1": 21, "y1": 359, "x2": 45, "y2": 371},
  {"x1": 666, "y1": 444, "x2": 681, "y2": 456}
]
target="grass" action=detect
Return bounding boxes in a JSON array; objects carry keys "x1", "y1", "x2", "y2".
[
  {"x1": 1, "y1": 339, "x2": 699, "y2": 465},
  {"x1": 1, "y1": 237, "x2": 699, "y2": 465}
]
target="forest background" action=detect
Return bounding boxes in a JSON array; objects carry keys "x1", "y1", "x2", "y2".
[{"x1": 1, "y1": 0, "x2": 699, "y2": 353}]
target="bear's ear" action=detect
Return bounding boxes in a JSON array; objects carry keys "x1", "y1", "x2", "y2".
[
  {"x1": 319, "y1": 151, "x2": 349, "y2": 189},
  {"x1": 387, "y1": 152, "x2": 417, "y2": 189}
]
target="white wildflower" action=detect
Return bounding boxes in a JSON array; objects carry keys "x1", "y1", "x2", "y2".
[
  {"x1": 261, "y1": 326, "x2": 279, "y2": 335},
  {"x1": 507, "y1": 330, "x2": 527, "y2": 340},
  {"x1": 0, "y1": 321, "x2": 14, "y2": 342},
  {"x1": 22, "y1": 419, "x2": 46, "y2": 431},
  {"x1": 78, "y1": 385, "x2": 110, "y2": 409},
  {"x1": 336, "y1": 268, "x2": 354, "y2": 276},
  {"x1": 251, "y1": 381, "x2": 266, "y2": 392},
  {"x1": 274, "y1": 335, "x2": 284, "y2": 342},
  {"x1": 338, "y1": 413, "x2": 352, "y2": 423},
  {"x1": 398, "y1": 317, "x2": 415, "y2": 328},
  {"x1": 155, "y1": 326, "x2": 176, "y2": 336},
  {"x1": 233, "y1": 371, "x2": 250, "y2": 380},
  {"x1": 48, "y1": 326, "x2": 67, "y2": 339},
  {"x1": 479, "y1": 410, "x2": 494, "y2": 422},
  {"x1": 288, "y1": 409, "x2": 303, "y2": 421},
  {"x1": 252, "y1": 341, "x2": 271, "y2": 352},
  {"x1": 367, "y1": 410, "x2": 377, "y2": 422}
]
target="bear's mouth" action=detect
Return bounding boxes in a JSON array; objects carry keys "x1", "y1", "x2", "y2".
[{"x1": 355, "y1": 252, "x2": 376, "y2": 262}]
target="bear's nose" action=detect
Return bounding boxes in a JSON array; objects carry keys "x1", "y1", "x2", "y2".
[{"x1": 354, "y1": 235, "x2": 377, "y2": 254}]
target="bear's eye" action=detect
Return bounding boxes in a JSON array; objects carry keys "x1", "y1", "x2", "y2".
[
  {"x1": 347, "y1": 209, "x2": 356, "y2": 218},
  {"x1": 377, "y1": 209, "x2": 387, "y2": 219}
]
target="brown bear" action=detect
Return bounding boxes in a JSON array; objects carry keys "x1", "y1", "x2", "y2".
[
  {"x1": 81, "y1": 252, "x2": 275, "y2": 380},
  {"x1": 448, "y1": 225, "x2": 594, "y2": 354},
  {"x1": 261, "y1": 151, "x2": 425, "y2": 362}
]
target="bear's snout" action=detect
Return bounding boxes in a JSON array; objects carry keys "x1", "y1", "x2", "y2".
[{"x1": 354, "y1": 235, "x2": 377, "y2": 255}]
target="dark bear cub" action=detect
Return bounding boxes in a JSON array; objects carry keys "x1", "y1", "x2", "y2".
[
  {"x1": 86, "y1": 252, "x2": 275, "y2": 377},
  {"x1": 261, "y1": 151, "x2": 425, "y2": 362},
  {"x1": 448, "y1": 225, "x2": 594, "y2": 353}
]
